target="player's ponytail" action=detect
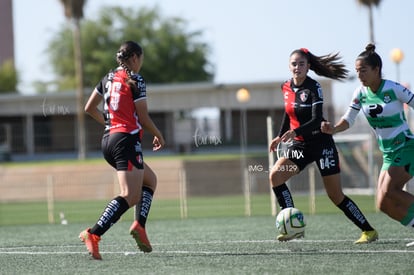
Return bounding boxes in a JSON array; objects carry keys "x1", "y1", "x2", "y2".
[
  {"x1": 116, "y1": 41, "x2": 143, "y2": 88},
  {"x1": 291, "y1": 48, "x2": 349, "y2": 81},
  {"x1": 356, "y1": 43, "x2": 383, "y2": 78}
]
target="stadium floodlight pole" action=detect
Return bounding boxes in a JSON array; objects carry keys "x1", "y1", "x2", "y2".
[
  {"x1": 236, "y1": 88, "x2": 251, "y2": 216},
  {"x1": 390, "y1": 48, "x2": 404, "y2": 83},
  {"x1": 60, "y1": 0, "x2": 87, "y2": 160}
]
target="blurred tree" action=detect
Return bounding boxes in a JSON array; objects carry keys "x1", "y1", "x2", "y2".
[
  {"x1": 357, "y1": 0, "x2": 382, "y2": 43},
  {"x1": 59, "y1": 0, "x2": 87, "y2": 160},
  {"x1": 48, "y1": 5, "x2": 214, "y2": 89},
  {"x1": 0, "y1": 59, "x2": 18, "y2": 93}
]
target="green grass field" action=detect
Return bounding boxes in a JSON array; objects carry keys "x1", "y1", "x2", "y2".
[
  {"x1": 1, "y1": 195, "x2": 414, "y2": 274},
  {"x1": 1, "y1": 194, "x2": 377, "y2": 225},
  {"x1": 1, "y1": 214, "x2": 413, "y2": 274}
]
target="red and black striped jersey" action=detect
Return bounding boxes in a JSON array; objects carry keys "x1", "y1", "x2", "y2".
[
  {"x1": 94, "y1": 68, "x2": 147, "y2": 135},
  {"x1": 278, "y1": 76, "x2": 325, "y2": 141}
]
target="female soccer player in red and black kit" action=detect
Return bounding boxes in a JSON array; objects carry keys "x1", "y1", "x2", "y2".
[
  {"x1": 80, "y1": 41, "x2": 165, "y2": 260},
  {"x1": 269, "y1": 48, "x2": 378, "y2": 243}
]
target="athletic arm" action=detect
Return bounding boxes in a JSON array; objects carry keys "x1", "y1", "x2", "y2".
[
  {"x1": 85, "y1": 89, "x2": 105, "y2": 126},
  {"x1": 292, "y1": 82, "x2": 324, "y2": 137},
  {"x1": 321, "y1": 118, "x2": 350, "y2": 135},
  {"x1": 321, "y1": 105, "x2": 358, "y2": 135},
  {"x1": 277, "y1": 112, "x2": 290, "y2": 138},
  {"x1": 322, "y1": 86, "x2": 362, "y2": 135},
  {"x1": 270, "y1": 112, "x2": 290, "y2": 152},
  {"x1": 293, "y1": 102, "x2": 323, "y2": 136},
  {"x1": 135, "y1": 99, "x2": 165, "y2": 150}
]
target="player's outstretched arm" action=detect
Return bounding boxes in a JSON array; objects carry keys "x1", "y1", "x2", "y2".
[{"x1": 321, "y1": 119, "x2": 349, "y2": 135}]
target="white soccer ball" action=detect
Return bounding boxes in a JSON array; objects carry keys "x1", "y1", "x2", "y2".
[{"x1": 275, "y1": 207, "x2": 306, "y2": 236}]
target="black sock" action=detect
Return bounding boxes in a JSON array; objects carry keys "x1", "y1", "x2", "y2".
[
  {"x1": 137, "y1": 186, "x2": 154, "y2": 228},
  {"x1": 272, "y1": 183, "x2": 294, "y2": 209},
  {"x1": 337, "y1": 196, "x2": 374, "y2": 231},
  {"x1": 90, "y1": 196, "x2": 130, "y2": 236}
]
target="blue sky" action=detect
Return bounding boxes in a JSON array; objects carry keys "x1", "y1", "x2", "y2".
[{"x1": 12, "y1": 0, "x2": 413, "y2": 108}]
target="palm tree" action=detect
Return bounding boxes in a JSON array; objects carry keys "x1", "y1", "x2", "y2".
[
  {"x1": 357, "y1": 0, "x2": 382, "y2": 43},
  {"x1": 59, "y1": 0, "x2": 87, "y2": 159}
]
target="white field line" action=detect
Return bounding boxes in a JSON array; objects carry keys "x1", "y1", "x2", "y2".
[
  {"x1": 1, "y1": 249, "x2": 414, "y2": 256},
  {"x1": 2, "y1": 238, "x2": 413, "y2": 250},
  {"x1": 1, "y1": 239, "x2": 414, "y2": 255}
]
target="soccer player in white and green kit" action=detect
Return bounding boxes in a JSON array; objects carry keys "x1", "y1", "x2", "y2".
[{"x1": 322, "y1": 44, "x2": 414, "y2": 243}]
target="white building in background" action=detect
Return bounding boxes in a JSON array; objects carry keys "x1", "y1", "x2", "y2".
[{"x1": 0, "y1": 80, "x2": 335, "y2": 157}]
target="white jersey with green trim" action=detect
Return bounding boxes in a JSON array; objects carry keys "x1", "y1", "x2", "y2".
[{"x1": 342, "y1": 79, "x2": 414, "y2": 153}]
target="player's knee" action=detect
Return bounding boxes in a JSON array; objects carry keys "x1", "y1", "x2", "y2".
[
  {"x1": 269, "y1": 168, "x2": 283, "y2": 185},
  {"x1": 376, "y1": 195, "x2": 390, "y2": 213},
  {"x1": 144, "y1": 176, "x2": 157, "y2": 190},
  {"x1": 377, "y1": 200, "x2": 389, "y2": 213},
  {"x1": 151, "y1": 174, "x2": 157, "y2": 189}
]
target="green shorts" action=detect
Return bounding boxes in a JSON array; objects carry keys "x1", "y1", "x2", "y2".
[{"x1": 382, "y1": 138, "x2": 414, "y2": 176}]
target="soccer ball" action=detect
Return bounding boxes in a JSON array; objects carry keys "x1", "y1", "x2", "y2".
[{"x1": 275, "y1": 207, "x2": 306, "y2": 236}]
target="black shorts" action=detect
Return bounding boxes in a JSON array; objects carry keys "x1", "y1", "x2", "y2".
[
  {"x1": 283, "y1": 134, "x2": 340, "y2": 177},
  {"x1": 102, "y1": 132, "x2": 144, "y2": 171}
]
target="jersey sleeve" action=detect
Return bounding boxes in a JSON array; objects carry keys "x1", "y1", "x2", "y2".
[
  {"x1": 277, "y1": 81, "x2": 290, "y2": 137},
  {"x1": 94, "y1": 74, "x2": 109, "y2": 96},
  {"x1": 277, "y1": 111, "x2": 290, "y2": 137},
  {"x1": 395, "y1": 82, "x2": 414, "y2": 108},
  {"x1": 132, "y1": 74, "x2": 147, "y2": 102},
  {"x1": 293, "y1": 82, "x2": 324, "y2": 137},
  {"x1": 341, "y1": 87, "x2": 362, "y2": 127}
]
